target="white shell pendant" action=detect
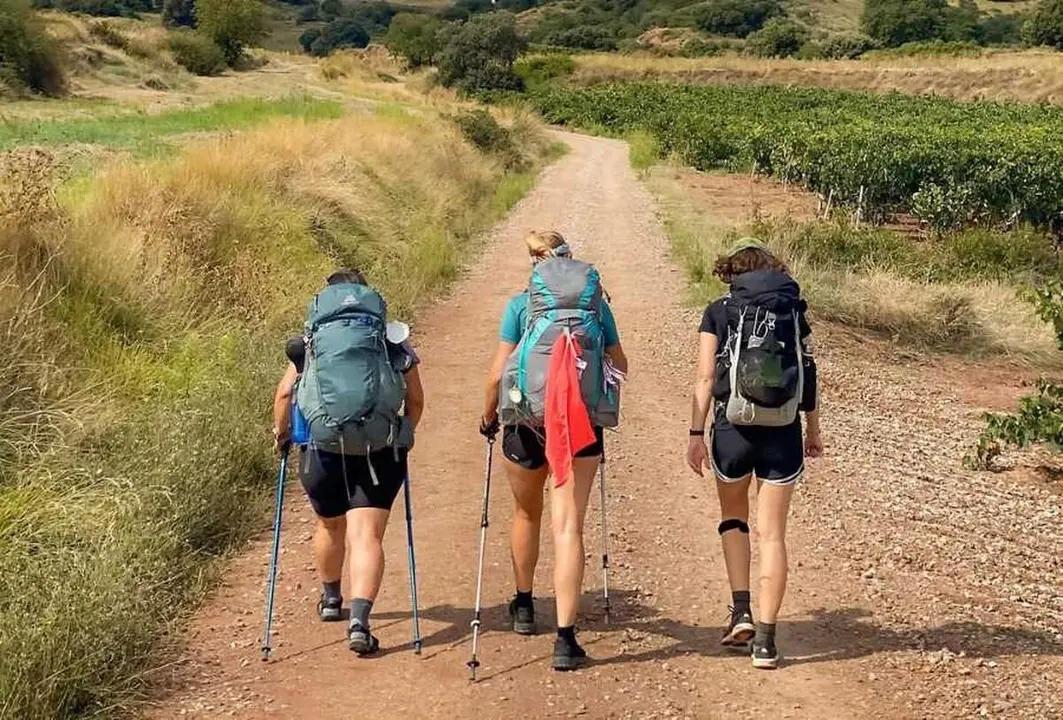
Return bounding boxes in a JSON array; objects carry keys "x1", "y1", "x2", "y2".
[{"x1": 509, "y1": 387, "x2": 523, "y2": 403}]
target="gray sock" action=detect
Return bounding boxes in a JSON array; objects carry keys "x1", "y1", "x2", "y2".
[
  {"x1": 350, "y1": 598, "x2": 373, "y2": 629},
  {"x1": 754, "y1": 622, "x2": 776, "y2": 645},
  {"x1": 322, "y1": 581, "x2": 342, "y2": 602}
]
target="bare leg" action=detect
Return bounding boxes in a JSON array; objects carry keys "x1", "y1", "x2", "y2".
[
  {"x1": 551, "y1": 456, "x2": 599, "y2": 628},
  {"x1": 314, "y1": 514, "x2": 346, "y2": 585},
  {"x1": 756, "y1": 481, "x2": 796, "y2": 624},
  {"x1": 347, "y1": 507, "x2": 391, "y2": 602},
  {"x1": 506, "y1": 459, "x2": 549, "y2": 594},
  {"x1": 715, "y1": 476, "x2": 752, "y2": 594}
]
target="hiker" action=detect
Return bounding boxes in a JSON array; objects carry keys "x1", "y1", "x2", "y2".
[
  {"x1": 480, "y1": 230, "x2": 628, "y2": 671},
  {"x1": 272, "y1": 268, "x2": 423, "y2": 656},
  {"x1": 685, "y1": 239, "x2": 823, "y2": 670}
]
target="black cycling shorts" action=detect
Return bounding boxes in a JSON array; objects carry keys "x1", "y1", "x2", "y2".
[
  {"x1": 710, "y1": 413, "x2": 803, "y2": 486},
  {"x1": 501, "y1": 425, "x2": 604, "y2": 471},
  {"x1": 299, "y1": 446, "x2": 408, "y2": 517}
]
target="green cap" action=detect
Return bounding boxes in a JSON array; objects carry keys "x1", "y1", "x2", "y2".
[{"x1": 726, "y1": 236, "x2": 768, "y2": 258}]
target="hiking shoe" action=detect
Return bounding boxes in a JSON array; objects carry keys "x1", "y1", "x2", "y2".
[
  {"x1": 347, "y1": 621, "x2": 380, "y2": 656},
  {"x1": 721, "y1": 606, "x2": 755, "y2": 647},
  {"x1": 552, "y1": 635, "x2": 589, "y2": 672},
  {"x1": 508, "y1": 597, "x2": 538, "y2": 636},
  {"x1": 751, "y1": 638, "x2": 780, "y2": 669},
  {"x1": 317, "y1": 595, "x2": 343, "y2": 622}
]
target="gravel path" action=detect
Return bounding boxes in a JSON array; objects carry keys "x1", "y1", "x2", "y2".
[{"x1": 150, "y1": 132, "x2": 1063, "y2": 720}]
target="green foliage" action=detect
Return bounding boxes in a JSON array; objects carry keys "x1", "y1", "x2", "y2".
[
  {"x1": 744, "y1": 16, "x2": 807, "y2": 57},
  {"x1": 384, "y1": 13, "x2": 441, "y2": 68},
  {"x1": 531, "y1": 83, "x2": 1063, "y2": 230},
  {"x1": 320, "y1": 0, "x2": 342, "y2": 21},
  {"x1": 0, "y1": 0, "x2": 65, "y2": 97},
  {"x1": 300, "y1": 19, "x2": 370, "y2": 56},
  {"x1": 691, "y1": 0, "x2": 786, "y2": 38},
  {"x1": 1025, "y1": 0, "x2": 1063, "y2": 49},
  {"x1": 436, "y1": 12, "x2": 524, "y2": 95},
  {"x1": 31, "y1": 0, "x2": 159, "y2": 16},
  {"x1": 162, "y1": 0, "x2": 195, "y2": 27},
  {"x1": 195, "y1": 0, "x2": 268, "y2": 66},
  {"x1": 818, "y1": 32, "x2": 878, "y2": 58},
  {"x1": 452, "y1": 108, "x2": 525, "y2": 169},
  {"x1": 862, "y1": 0, "x2": 948, "y2": 46},
  {"x1": 980, "y1": 12, "x2": 1025, "y2": 46},
  {"x1": 513, "y1": 53, "x2": 575, "y2": 90},
  {"x1": 168, "y1": 28, "x2": 227, "y2": 75},
  {"x1": 971, "y1": 278, "x2": 1063, "y2": 468}
]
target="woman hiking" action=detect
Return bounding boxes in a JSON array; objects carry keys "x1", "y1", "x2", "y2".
[
  {"x1": 685, "y1": 239, "x2": 823, "y2": 670},
  {"x1": 480, "y1": 231, "x2": 628, "y2": 671},
  {"x1": 272, "y1": 268, "x2": 424, "y2": 656}
]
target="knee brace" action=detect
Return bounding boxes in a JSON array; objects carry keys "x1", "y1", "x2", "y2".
[{"x1": 718, "y1": 519, "x2": 749, "y2": 535}]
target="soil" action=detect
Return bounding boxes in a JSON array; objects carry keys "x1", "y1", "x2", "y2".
[{"x1": 148, "y1": 132, "x2": 1063, "y2": 720}]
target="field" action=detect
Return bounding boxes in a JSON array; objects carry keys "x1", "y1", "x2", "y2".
[{"x1": 0, "y1": 22, "x2": 557, "y2": 719}]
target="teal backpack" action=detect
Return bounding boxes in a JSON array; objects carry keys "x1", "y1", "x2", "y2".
[
  {"x1": 498, "y1": 257, "x2": 620, "y2": 428},
  {"x1": 295, "y1": 282, "x2": 410, "y2": 456}
]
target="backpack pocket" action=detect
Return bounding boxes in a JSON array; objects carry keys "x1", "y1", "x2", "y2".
[{"x1": 311, "y1": 315, "x2": 383, "y2": 426}]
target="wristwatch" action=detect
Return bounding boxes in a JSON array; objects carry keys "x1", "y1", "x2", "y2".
[{"x1": 689, "y1": 429, "x2": 705, "y2": 437}]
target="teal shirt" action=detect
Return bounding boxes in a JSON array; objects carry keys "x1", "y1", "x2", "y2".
[{"x1": 499, "y1": 292, "x2": 620, "y2": 346}]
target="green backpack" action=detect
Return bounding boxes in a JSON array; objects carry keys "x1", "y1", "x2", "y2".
[{"x1": 295, "y1": 282, "x2": 410, "y2": 456}]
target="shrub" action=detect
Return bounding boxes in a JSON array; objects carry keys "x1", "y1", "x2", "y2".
[
  {"x1": 540, "y1": 25, "x2": 618, "y2": 51},
  {"x1": 168, "y1": 29, "x2": 227, "y2": 76},
  {"x1": 453, "y1": 108, "x2": 524, "y2": 169},
  {"x1": 0, "y1": 0, "x2": 66, "y2": 97},
  {"x1": 980, "y1": 12, "x2": 1025, "y2": 45},
  {"x1": 436, "y1": 12, "x2": 525, "y2": 95},
  {"x1": 383, "y1": 13, "x2": 442, "y2": 68},
  {"x1": 744, "y1": 17, "x2": 807, "y2": 57},
  {"x1": 31, "y1": 0, "x2": 156, "y2": 16},
  {"x1": 162, "y1": 0, "x2": 195, "y2": 28},
  {"x1": 195, "y1": 0, "x2": 268, "y2": 66},
  {"x1": 678, "y1": 37, "x2": 741, "y2": 57},
  {"x1": 862, "y1": 0, "x2": 949, "y2": 47},
  {"x1": 691, "y1": 0, "x2": 786, "y2": 38},
  {"x1": 297, "y1": 4, "x2": 319, "y2": 22},
  {"x1": 514, "y1": 53, "x2": 576, "y2": 90},
  {"x1": 88, "y1": 19, "x2": 129, "y2": 50},
  {"x1": 819, "y1": 32, "x2": 878, "y2": 59},
  {"x1": 300, "y1": 20, "x2": 370, "y2": 57},
  {"x1": 1025, "y1": 0, "x2": 1063, "y2": 49}
]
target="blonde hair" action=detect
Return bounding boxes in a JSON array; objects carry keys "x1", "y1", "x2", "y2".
[{"x1": 524, "y1": 230, "x2": 569, "y2": 262}]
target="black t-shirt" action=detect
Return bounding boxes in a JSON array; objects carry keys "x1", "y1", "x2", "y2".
[{"x1": 699, "y1": 296, "x2": 814, "y2": 404}]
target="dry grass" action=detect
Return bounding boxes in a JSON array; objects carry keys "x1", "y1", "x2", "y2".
[
  {"x1": 0, "y1": 67, "x2": 555, "y2": 719},
  {"x1": 645, "y1": 164, "x2": 1061, "y2": 363},
  {"x1": 574, "y1": 50, "x2": 1063, "y2": 105}
]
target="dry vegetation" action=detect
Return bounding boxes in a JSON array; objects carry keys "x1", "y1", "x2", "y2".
[
  {"x1": 0, "y1": 28, "x2": 557, "y2": 718},
  {"x1": 572, "y1": 49, "x2": 1063, "y2": 104}
]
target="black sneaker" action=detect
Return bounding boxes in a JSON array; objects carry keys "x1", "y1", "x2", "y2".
[
  {"x1": 317, "y1": 595, "x2": 343, "y2": 622},
  {"x1": 751, "y1": 638, "x2": 780, "y2": 669},
  {"x1": 721, "y1": 606, "x2": 755, "y2": 647},
  {"x1": 508, "y1": 597, "x2": 538, "y2": 636},
  {"x1": 347, "y1": 620, "x2": 380, "y2": 656},
  {"x1": 552, "y1": 634, "x2": 589, "y2": 671}
]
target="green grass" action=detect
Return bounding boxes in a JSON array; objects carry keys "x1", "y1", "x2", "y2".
[
  {"x1": 0, "y1": 96, "x2": 344, "y2": 154},
  {"x1": 626, "y1": 129, "x2": 660, "y2": 173}
]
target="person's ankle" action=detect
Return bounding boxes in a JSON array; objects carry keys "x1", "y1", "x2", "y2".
[
  {"x1": 350, "y1": 598, "x2": 373, "y2": 629},
  {"x1": 515, "y1": 590, "x2": 533, "y2": 607},
  {"x1": 322, "y1": 580, "x2": 342, "y2": 602},
  {"x1": 557, "y1": 625, "x2": 577, "y2": 644},
  {"x1": 754, "y1": 621, "x2": 776, "y2": 645},
  {"x1": 731, "y1": 590, "x2": 751, "y2": 612}
]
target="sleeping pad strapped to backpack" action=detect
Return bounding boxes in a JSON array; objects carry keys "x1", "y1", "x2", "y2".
[
  {"x1": 295, "y1": 282, "x2": 412, "y2": 455},
  {"x1": 498, "y1": 257, "x2": 620, "y2": 428}
]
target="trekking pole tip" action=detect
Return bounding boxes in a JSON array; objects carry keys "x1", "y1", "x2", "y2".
[
  {"x1": 467, "y1": 659, "x2": 480, "y2": 681},
  {"x1": 260, "y1": 647, "x2": 271, "y2": 662}
]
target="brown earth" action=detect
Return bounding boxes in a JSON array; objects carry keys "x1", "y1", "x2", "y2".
[{"x1": 149, "y1": 132, "x2": 1063, "y2": 720}]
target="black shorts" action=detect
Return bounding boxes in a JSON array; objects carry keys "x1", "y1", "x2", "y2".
[
  {"x1": 501, "y1": 425, "x2": 604, "y2": 471},
  {"x1": 299, "y1": 446, "x2": 408, "y2": 517},
  {"x1": 711, "y1": 413, "x2": 803, "y2": 486}
]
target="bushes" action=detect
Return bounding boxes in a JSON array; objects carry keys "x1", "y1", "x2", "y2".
[
  {"x1": 300, "y1": 20, "x2": 370, "y2": 57},
  {"x1": 514, "y1": 53, "x2": 575, "y2": 91},
  {"x1": 691, "y1": 0, "x2": 785, "y2": 38},
  {"x1": 31, "y1": 0, "x2": 158, "y2": 16},
  {"x1": 436, "y1": 12, "x2": 524, "y2": 95},
  {"x1": 862, "y1": 0, "x2": 949, "y2": 47},
  {"x1": 195, "y1": 0, "x2": 267, "y2": 66},
  {"x1": 161, "y1": 0, "x2": 195, "y2": 28},
  {"x1": 168, "y1": 29, "x2": 226, "y2": 75},
  {"x1": 452, "y1": 108, "x2": 525, "y2": 169},
  {"x1": 384, "y1": 13, "x2": 441, "y2": 68},
  {"x1": 0, "y1": 0, "x2": 65, "y2": 97},
  {"x1": 1025, "y1": 0, "x2": 1063, "y2": 49},
  {"x1": 744, "y1": 17, "x2": 807, "y2": 57}
]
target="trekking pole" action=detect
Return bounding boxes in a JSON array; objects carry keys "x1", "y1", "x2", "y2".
[
  {"x1": 261, "y1": 450, "x2": 289, "y2": 662},
  {"x1": 403, "y1": 474, "x2": 423, "y2": 654},
  {"x1": 599, "y1": 440, "x2": 611, "y2": 624},
  {"x1": 467, "y1": 438, "x2": 495, "y2": 681}
]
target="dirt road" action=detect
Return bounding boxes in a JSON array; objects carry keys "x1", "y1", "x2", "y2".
[{"x1": 153, "y1": 133, "x2": 1063, "y2": 719}]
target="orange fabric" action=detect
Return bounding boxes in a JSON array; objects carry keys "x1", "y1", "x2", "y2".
[{"x1": 544, "y1": 333, "x2": 595, "y2": 488}]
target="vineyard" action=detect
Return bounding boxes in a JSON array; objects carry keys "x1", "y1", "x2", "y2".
[{"x1": 530, "y1": 83, "x2": 1063, "y2": 231}]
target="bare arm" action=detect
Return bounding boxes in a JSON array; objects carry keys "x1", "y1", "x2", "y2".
[
  {"x1": 605, "y1": 342, "x2": 628, "y2": 375},
  {"x1": 272, "y1": 363, "x2": 298, "y2": 443},
  {"x1": 404, "y1": 365, "x2": 425, "y2": 430},
  {"x1": 690, "y1": 332, "x2": 717, "y2": 432},
  {"x1": 483, "y1": 341, "x2": 516, "y2": 423}
]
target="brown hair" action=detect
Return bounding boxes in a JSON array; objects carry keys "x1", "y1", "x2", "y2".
[
  {"x1": 712, "y1": 247, "x2": 788, "y2": 286},
  {"x1": 524, "y1": 230, "x2": 569, "y2": 262},
  {"x1": 327, "y1": 267, "x2": 367, "y2": 286}
]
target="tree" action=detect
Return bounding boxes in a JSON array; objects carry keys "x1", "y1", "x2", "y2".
[
  {"x1": 1025, "y1": 0, "x2": 1063, "y2": 49},
  {"x1": 320, "y1": 0, "x2": 342, "y2": 21},
  {"x1": 943, "y1": 0, "x2": 982, "y2": 42},
  {"x1": 435, "y1": 12, "x2": 524, "y2": 94},
  {"x1": 161, "y1": 0, "x2": 195, "y2": 27},
  {"x1": 195, "y1": 0, "x2": 268, "y2": 66},
  {"x1": 384, "y1": 13, "x2": 442, "y2": 68},
  {"x1": 744, "y1": 16, "x2": 807, "y2": 57},
  {"x1": 692, "y1": 0, "x2": 785, "y2": 38},
  {"x1": 862, "y1": 0, "x2": 948, "y2": 47}
]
